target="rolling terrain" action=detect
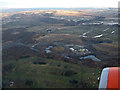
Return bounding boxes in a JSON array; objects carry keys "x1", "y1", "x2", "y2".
[{"x1": 2, "y1": 8, "x2": 119, "y2": 88}]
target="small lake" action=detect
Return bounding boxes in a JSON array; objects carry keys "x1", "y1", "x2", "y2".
[
  {"x1": 45, "y1": 45, "x2": 53, "y2": 53},
  {"x1": 93, "y1": 34, "x2": 103, "y2": 38},
  {"x1": 80, "y1": 55, "x2": 101, "y2": 62}
]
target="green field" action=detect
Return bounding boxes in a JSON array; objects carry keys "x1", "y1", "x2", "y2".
[{"x1": 3, "y1": 57, "x2": 101, "y2": 88}]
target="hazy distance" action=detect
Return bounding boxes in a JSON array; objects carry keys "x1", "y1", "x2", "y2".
[{"x1": 0, "y1": 0, "x2": 119, "y2": 8}]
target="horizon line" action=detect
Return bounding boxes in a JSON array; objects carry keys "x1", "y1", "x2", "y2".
[{"x1": 2, "y1": 7, "x2": 118, "y2": 9}]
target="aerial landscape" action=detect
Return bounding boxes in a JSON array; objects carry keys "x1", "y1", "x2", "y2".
[{"x1": 2, "y1": 7, "x2": 119, "y2": 88}]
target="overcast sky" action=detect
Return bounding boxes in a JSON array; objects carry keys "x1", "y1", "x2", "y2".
[{"x1": 0, "y1": 0, "x2": 119, "y2": 8}]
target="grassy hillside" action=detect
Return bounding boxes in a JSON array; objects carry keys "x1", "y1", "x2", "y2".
[{"x1": 3, "y1": 57, "x2": 101, "y2": 88}]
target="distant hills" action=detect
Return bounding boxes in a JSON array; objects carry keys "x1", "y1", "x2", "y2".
[{"x1": 2, "y1": 8, "x2": 117, "y2": 13}]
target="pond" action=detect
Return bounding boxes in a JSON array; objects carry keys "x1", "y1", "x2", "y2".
[
  {"x1": 80, "y1": 55, "x2": 101, "y2": 62},
  {"x1": 45, "y1": 45, "x2": 53, "y2": 53},
  {"x1": 93, "y1": 34, "x2": 103, "y2": 38}
]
